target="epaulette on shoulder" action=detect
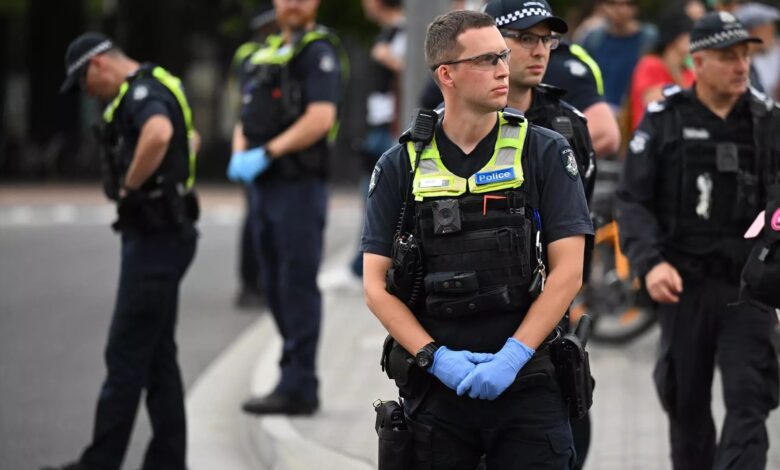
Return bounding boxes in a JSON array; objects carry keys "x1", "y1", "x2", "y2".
[
  {"x1": 559, "y1": 99, "x2": 587, "y2": 121},
  {"x1": 502, "y1": 107, "x2": 526, "y2": 125},
  {"x1": 537, "y1": 82, "x2": 566, "y2": 98},
  {"x1": 749, "y1": 85, "x2": 775, "y2": 112}
]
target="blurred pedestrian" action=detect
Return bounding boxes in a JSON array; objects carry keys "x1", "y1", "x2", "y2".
[
  {"x1": 228, "y1": 7, "x2": 277, "y2": 310},
  {"x1": 737, "y1": 2, "x2": 780, "y2": 98},
  {"x1": 616, "y1": 12, "x2": 779, "y2": 469},
  {"x1": 349, "y1": 0, "x2": 405, "y2": 279},
  {"x1": 628, "y1": 7, "x2": 695, "y2": 130},
  {"x1": 229, "y1": 0, "x2": 346, "y2": 416},
  {"x1": 43, "y1": 32, "x2": 199, "y2": 470},
  {"x1": 578, "y1": 0, "x2": 657, "y2": 116}
]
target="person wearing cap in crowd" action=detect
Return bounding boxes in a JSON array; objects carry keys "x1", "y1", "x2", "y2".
[
  {"x1": 43, "y1": 32, "x2": 200, "y2": 470},
  {"x1": 737, "y1": 2, "x2": 780, "y2": 98},
  {"x1": 364, "y1": 9, "x2": 593, "y2": 469},
  {"x1": 615, "y1": 11, "x2": 780, "y2": 469},
  {"x1": 628, "y1": 6, "x2": 696, "y2": 130},
  {"x1": 482, "y1": 2, "x2": 599, "y2": 467},
  {"x1": 230, "y1": 0, "x2": 347, "y2": 416}
]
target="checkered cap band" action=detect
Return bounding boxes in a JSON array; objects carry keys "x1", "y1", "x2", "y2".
[
  {"x1": 67, "y1": 40, "x2": 113, "y2": 76},
  {"x1": 690, "y1": 28, "x2": 749, "y2": 52},
  {"x1": 494, "y1": 8, "x2": 552, "y2": 27}
]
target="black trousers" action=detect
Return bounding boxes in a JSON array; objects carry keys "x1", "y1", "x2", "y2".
[
  {"x1": 239, "y1": 187, "x2": 261, "y2": 290},
  {"x1": 406, "y1": 355, "x2": 575, "y2": 470},
  {"x1": 250, "y1": 178, "x2": 326, "y2": 404},
  {"x1": 81, "y1": 226, "x2": 197, "y2": 470},
  {"x1": 654, "y1": 274, "x2": 779, "y2": 470}
]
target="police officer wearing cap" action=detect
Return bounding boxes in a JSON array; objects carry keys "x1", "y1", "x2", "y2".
[
  {"x1": 616, "y1": 11, "x2": 780, "y2": 470},
  {"x1": 485, "y1": 0, "x2": 596, "y2": 204},
  {"x1": 44, "y1": 32, "x2": 199, "y2": 470},
  {"x1": 364, "y1": 10, "x2": 593, "y2": 468},
  {"x1": 229, "y1": 0, "x2": 346, "y2": 416}
]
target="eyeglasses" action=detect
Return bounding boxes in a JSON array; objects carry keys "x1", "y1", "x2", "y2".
[
  {"x1": 432, "y1": 48, "x2": 511, "y2": 71},
  {"x1": 500, "y1": 31, "x2": 560, "y2": 50}
]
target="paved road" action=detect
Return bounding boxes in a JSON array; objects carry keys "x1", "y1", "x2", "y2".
[{"x1": 1, "y1": 184, "x2": 778, "y2": 470}]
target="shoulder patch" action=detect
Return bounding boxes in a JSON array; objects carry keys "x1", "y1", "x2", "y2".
[
  {"x1": 565, "y1": 59, "x2": 588, "y2": 77},
  {"x1": 647, "y1": 100, "x2": 665, "y2": 113},
  {"x1": 662, "y1": 84, "x2": 682, "y2": 98},
  {"x1": 368, "y1": 164, "x2": 382, "y2": 197},
  {"x1": 319, "y1": 54, "x2": 336, "y2": 73},
  {"x1": 132, "y1": 85, "x2": 149, "y2": 101},
  {"x1": 629, "y1": 130, "x2": 650, "y2": 155},
  {"x1": 561, "y1": 147, "x2": 579, "y2": 180}
]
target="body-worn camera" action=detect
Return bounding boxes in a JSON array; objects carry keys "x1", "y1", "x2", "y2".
[{"x1": 432, "y1": 199, "x2": 462, "y2": 235}]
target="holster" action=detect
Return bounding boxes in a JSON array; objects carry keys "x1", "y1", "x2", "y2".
[
  {"x1": 550, "y1": 332, "x2": 594, "y2": 420},
  {"x1": 380, "y1": 335, "x2": 431, "y2": 416},
  {"x1": 374, "y1": 399, "x2": 412, "y2": 470}
]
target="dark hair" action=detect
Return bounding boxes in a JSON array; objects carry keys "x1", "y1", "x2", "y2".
[
  {"x1": 378, "y1": 0, "x2": 403, "y2": 7},
  {"x1": 653, "y1": 6, "x2": 694, "y2": 54},
  {"x1": 425, "y1": 10, "x2": 496, "y2": 71}
]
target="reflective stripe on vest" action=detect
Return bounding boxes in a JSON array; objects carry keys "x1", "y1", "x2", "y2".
[
  {"x1": 103, "y1": 66, "x2": 197, "y2": 190},
  {"x1": 408, "y1": 113, "x2": 528, "y2": 201},
  {"x1": 569, "y1": 44, "x2": 604, "y2": 97}
]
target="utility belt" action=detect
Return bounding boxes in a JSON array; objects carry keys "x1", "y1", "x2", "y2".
[
  {"x1": 112, "y1": 185, "x2": 199, "y2": 233},
  {"x1": 376, "y1": 318, "x2": 595, "y2": 470}
]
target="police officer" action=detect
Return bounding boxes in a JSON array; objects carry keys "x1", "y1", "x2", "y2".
[
  {"x1": 363, "y1": 10, "x2": 593, "y2": 468},
  {"x1": 229, "y1": 0, "x2": 345, "y2": 415},
  {"x1": 482, "y1": 2, "x2": 601, "y2": 467},
  {"x1": 485, "y1": 0, "x2": 596, "y2": 203},
  {"x1": 615, "y1": 12, "x2": 780, "y2": 470},
  {"x1": 44, "y1": 32, "x2": 199, "y2": 470},
  {"x1": 545, "y1": 39, "x2": 621, "y2": 158}
]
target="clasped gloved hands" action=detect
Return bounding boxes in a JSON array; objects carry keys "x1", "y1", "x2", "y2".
[
  {"x1": 227, "y1": 147, "x2": 270, "y2": 183},
  {"x1": 428, "y1": 346, "x2": 494, "y2": 392},
  {"x1": 456, "y1": 337, "x2": 535, "y2": 400}
]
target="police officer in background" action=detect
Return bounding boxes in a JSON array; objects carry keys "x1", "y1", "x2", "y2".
[
  {"x1": 482, "y1": 2, "x2": 600, "y2": 467},
  {"x1": 363, "y1": 10, "x2": 593, "y2": 468},
  {"x1": 229, "y1": 0, "x2": 345, "y2": 415},
  {"x1": 44, "y1": 32, "x2": 199, "y2": 470},
  {"x1": 544, "y1": 37, "x2": 620, "y2": 158},
  {"x1": 616, "y1": 12, "x2": 780, "y2": 470}
]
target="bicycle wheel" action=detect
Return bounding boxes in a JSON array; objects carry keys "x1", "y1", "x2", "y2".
[{"x1": 574, "y1": 236, "x2": 657, "y2": 345}]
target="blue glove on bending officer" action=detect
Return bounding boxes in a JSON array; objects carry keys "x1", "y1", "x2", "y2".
[
  {"x1": 456, "y1": 337, "x2": 535, "y2": 400},
  {"x1": 227, "y1": 147, "x2": 270, "y2": 183}
]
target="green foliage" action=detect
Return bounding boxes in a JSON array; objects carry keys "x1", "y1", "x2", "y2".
[
  {"x1": 318, "y1": 0, "x2": 378, "y2": 43},
  {"x1": 0, "y1": 0, "x2": 26, "y2": 16}
]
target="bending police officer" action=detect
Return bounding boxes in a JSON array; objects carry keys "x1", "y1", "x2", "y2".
[
  {"x1": 615, "y1": 12, "x2": 780, "y2": 470},
  {"x1": 44, "y1": 32, "x2": 199, "y2": 470},
  {"x1": 363, "y1": 10, "x2": 593, "y2": 469},
  {"x1": 229, "y1": 0, "x2": 346, "y2": 415}
]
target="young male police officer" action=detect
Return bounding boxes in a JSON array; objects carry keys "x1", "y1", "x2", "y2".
[
  {"x1": 44, "y1": 32, "x2": 199, "y2": 470},
  {"x1": 229, "y1": 0, "x2": 344, "y2": 415},
  {"x1": 363, "y1": 10, "x2": 593, "y2": 469},
  {"x1": 616, "y1": 12, "x2": 780, "y2": 470}
]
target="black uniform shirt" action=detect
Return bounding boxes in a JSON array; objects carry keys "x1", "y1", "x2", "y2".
[
  {"x1": 616, "y1": 87, "x2": 755, "y2": 275},
  {"x1": 116, "y1": 68, "x2": 189, "y2": 186},
  {"x1": 544, "y1": 42, "x2": 603, "y2": 113},
  {"x1": 361, "y1": 115, "x2": 594, "y2": 258}
]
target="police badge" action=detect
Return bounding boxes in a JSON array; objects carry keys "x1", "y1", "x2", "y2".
[{"x1": 561, "y1": 147, "x2": 579, "y2": 180}]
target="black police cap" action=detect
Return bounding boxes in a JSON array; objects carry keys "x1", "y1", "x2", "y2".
[
  {"x1": 484, "y1": 0, "x2": 568, "y2": 34},
  {"x1": 689, "y1": 11, "x2": 761, "y2": 53},
  {"x1": 60, "y1": 32, "x2": 114, "y2": 93}
]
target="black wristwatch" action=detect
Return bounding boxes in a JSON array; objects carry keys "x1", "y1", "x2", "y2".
[{"x1": 415, "y1": 342, "x2": 439, "y2": 369}]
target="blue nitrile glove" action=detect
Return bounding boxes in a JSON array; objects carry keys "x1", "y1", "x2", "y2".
[
  {"x1": 227, "y1": 147, "x2": 270, "y2": 183},
  {"x1": 428, "y1": 346, "x2": 494, "y2": 392},
  {"x1": 456, "y1": 337, "x2": 535, "y2": 400}
]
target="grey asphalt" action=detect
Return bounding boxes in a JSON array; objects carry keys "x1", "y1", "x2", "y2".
[{"x1": 2, "y1": 184, "x2": 779, "y2": 470}]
